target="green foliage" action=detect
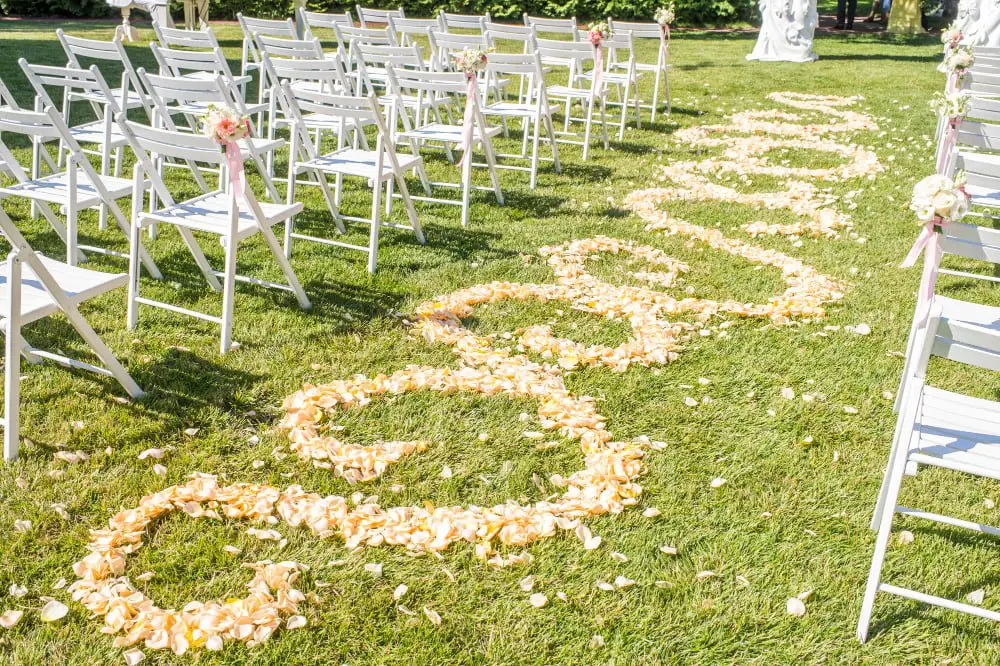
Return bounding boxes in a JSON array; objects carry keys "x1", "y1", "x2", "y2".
[{"x1": 0, "y1": 0, "x2": 758, "y2": 25}]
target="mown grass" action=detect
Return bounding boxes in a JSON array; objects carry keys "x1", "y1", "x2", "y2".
[{"x1": 0, "y1": 18, "x2": 990, "y2": 666}]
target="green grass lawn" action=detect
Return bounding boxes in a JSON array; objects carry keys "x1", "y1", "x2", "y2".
[{"x1": 0, "y1": 17, "x2": 992, "y2": 665}]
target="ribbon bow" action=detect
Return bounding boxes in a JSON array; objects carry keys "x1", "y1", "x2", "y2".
[
  {"x1": 901, "y1": 218, "x2": 946, "y2": 325},
  {"x1": 458, "y1": 72, "x2": 479, "y2": 168}
]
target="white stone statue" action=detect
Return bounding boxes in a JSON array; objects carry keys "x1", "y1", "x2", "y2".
[
  {"x1": 954, "y1": 0, "x2": 983, "y2": 33},
  {"x1": 747, "y1": 0, "x2": 819, "y2": 63},
  {"x1": 965, "y1": 0, "x2": 1000, "y2": 46}
]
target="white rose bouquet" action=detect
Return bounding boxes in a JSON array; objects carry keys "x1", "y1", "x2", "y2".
[
  {"x1": 655, "y1": 4, "x2": 676, "y2": 25},
  {"x1": 453, "y1": 46, "x2": 489, "y2": 75},
  {"x1": 910, "y1": 173, "x2": 969, "y2": 224},
  {"x1": 937, "y1": 46, "x2": 974, "y2": 76},
  {"x1": 928, "y1": 91, "x2": 967, "y2": 122}
]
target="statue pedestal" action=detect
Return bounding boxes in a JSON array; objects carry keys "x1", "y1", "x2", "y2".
[{"x1": 887, "y1": 0, "x2": 925, "y2": 34}]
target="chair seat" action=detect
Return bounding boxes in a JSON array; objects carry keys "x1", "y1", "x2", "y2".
[
  {"x1": 142, "y1": 191, "x2": 302, "y2": 242},
  {"x1": 178, "y1": 71, "x2": 253, "y2": 87},
  {"x1": 166, "y1": 100, "x2": 269, "y2": 118},
  {"x1": 909, "y1": 385, "x2": 1000, "y2": 479},
  {"x1": 0, "y1": 254, "x2": 126, "y2": 326},
  {"x1": 579, "y1": 71, "x2": 642, "y2": 84},
  {"x1": 397, "y1": 122, "x2": 502, "y2": 144},
  {"x1": 546, "y1": 84, "x2": 606, "y2": 99},
  {"x1": 297, "y1": 148, "x2": 422, "y2": 181},
  {"x1": 634, "y1": 62, "x2": 670, "y2": 72},
  {"x1": 69, "y1": 88, "x2": 146, "y2": 110},
  {"x1": 482, "y1": 101, "x2": 548, "y2": 119},
  {"x1": 63, "y1": 120, "x2": 129, "y2": 149},
  {"x1": 0, "y1": 171, "x2": 133, "y2": 207}
]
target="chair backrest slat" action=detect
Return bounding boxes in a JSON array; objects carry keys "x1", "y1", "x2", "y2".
[
  {"x1": 356, "y1": 5, "x2": 404, "y2": 28},
  {"x1": 154, "y1": 22, "x2": 219, "y2": 50},
  {"x1": 608, "y1": 19, "x2": 664, "y2": 39},
  {"x1": 524, "y1": 14, "x2": 578, "y2": 37}
]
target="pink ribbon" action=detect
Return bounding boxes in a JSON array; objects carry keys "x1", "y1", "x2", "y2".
[
  {"x1": 900, "y1": 219, "x2": 945, "y2": 325},
  {"x1": 223, "y1": 140, "x2": 246, "y2": 201},
  {"x1": 458, "y1": 72, "x2": 478, "y2": 168},
  {"x1": 936, "y1": 117, "x2": 958, "y2": 174},
  {"x1": 591, "y1": 41, "x2": 603, "y2": 97}
]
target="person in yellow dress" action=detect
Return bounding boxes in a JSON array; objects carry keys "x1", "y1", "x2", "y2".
[{"x1": 887, "y1": 0, "x2": 925, "y2": 33}]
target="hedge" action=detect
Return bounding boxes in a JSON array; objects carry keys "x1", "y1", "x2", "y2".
[{"x1": 1, "y1": 0, "x2": 757, "y2": 28}]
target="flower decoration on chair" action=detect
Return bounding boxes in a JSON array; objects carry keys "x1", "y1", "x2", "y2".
[
  {"x1": 452, "y1": 47, "x2": 491, "y2": 168},
  {"x1": 588, "y1": 22, "x2": 612, "y2": 96},
  {"x1": 200, "y1": 104, "x2": 252, "y2": 199},
  {"x1": 902, "y1": 173, "x2": 970, "y2": 320},
  {"x1": 940, "y1": 22, "x2": 963, "y2": 53},
  {"x1": 929, "y1": 91, "x2": 968, "y2": 172},
  {"x1": 655, "y1": 4, "x2": 675, "y2": 45},
  {"x1": 938, "y1": 46, "x2": 974, "y2": 91}
]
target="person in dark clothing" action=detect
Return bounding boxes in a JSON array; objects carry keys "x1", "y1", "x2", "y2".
[{"x1": 835, "y1": 0, "x2": 858, "y2": 28}]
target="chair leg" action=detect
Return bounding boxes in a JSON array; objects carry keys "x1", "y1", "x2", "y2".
[
  {"x1": 460, "y1": 150, "x2": 473, "y2": 227},
  {"x1": 482, "y1": 139, "x2": 504, "y2": 206},
  {"x1": 857, "y1": 443, "x2": 910, "y2": 643},
  {"x1": 395, "y1": 171, "x2": 425, "y2": 245},
  {"x1": 529, "y1": 116, "x2": 541, "y2": 190},
  {"x1": 219, "y1": 236, "x2": 237, "y2": 355},
  {"x1": 582, "y1": 97, "x2": 594, "y2": 161},
  {"x1": 66, "y1": 196, "x2": 77, "y2": 267},
  {"x1": 651, "y1": 68, "x2": 661, "y2": 124},
  {"x1": 601, "y1": 97, "x2": 610, "y2": 150},
  {"x1": 127, "y1": 217, "x2": 142, "y2": 331},
  {"x1": 545, "y1": 113, "x2": 561, "y2": 174},
  {"x1": 367, "y1": 179, "x2": 383, "y2": 275},
  {"x1": 4, "y1": 252, "x2": 21, "y2": 461},
  {"x1": 177, "y1": 227, "x2": 223, "y2": 292},
  {"x1": 258, "y1": 224, "x2": 311, "y2": 310}
]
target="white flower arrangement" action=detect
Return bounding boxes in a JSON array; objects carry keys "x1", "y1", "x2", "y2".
[
  {"x1": 937, "y1": 46, "x2": 974, "y2": 76},
  {"x1": 452, "y1": 46, "x2": 489, "y2": 75},
  {"x1": 928, "y1": 91, "x2": 967, "y2": 121},
  {"x1": 655, "y1": 3, "x2": 676, "y2": 25},
  {"x1": 910, "y1": 173, "x2": 969, "y2": 224},
  {"x1": 588, "y1": 21, "x2": 612, "y2": 45},
  {"x1": 199, "y1": 104, "x2": 251, "y2": 145}
]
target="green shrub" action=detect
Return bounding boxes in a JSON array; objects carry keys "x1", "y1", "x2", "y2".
[{"x1": 1, "y1": 0, "x2": 758, "y2": 27}]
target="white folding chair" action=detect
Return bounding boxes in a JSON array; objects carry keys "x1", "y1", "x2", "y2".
[
  {"x1": 237, "y1": 14, "x2": 298, "y2": 96},
  {"x1": 254, "y1": 39, "x2": 363, "y2": 150},
  {"x1": 355, "y1": 5, "x2": 404, "y2": 29},
  {"x1": 297, "y1": 8, "x2": 354, "y2": 44},
  {"x1": 960, "y1": 70, "x2": 1000, "y2": 97},
  {"x1": 427, "y1": 30, "x2": 486, "y2": 72},
  {"x1": 56, "y1": 30, "x2": 150, "y2": 115},
  {"x1": 281, "y1": 85, "x2": 424, "y2": 273},
  {"x1": 153, "y1": 21, "x2": 220, "y2": 51},
  {"x1": 19, "y1": 60, "x2": 131, "y2": 231},
  {"x1": 858, "y1": 304, "x2": 1000, "y2": 641},
  {"x1": 536, "y1": 38, "x2": 609, "y2": 160},
  {"x1": 386, "y1": 65, "x2": 503, "y2": 227},
  {"x1": 893, "y1": 220, "x2": 1000, "y2": 414},
  {"x1": 117, "y1": 117, "x2": 311, "y2": 354},
  {"x1": 387, "y1": 16, "x2": 439, "y2": 47},
  {"x1": 480, "y1": 50, "x2": 561, "y2": 189},
  {"x1": 523, "y1": 15, "x2": 579, "y2": 38},
  {"x1": 333, "y1": 24, "x2": 398, "y2": 74},
  {"x1": 0, "y1": 204, "x2": 143, "y2": 461},
  {"x1": 150, "y1": 42, "x2": 253, "y2": 92},
  {"x1": 608, "y1": 19, "x2": 671, "y2": 121},
  {"x1": 437, "y1": 11, "x2": 489, "y2": 34},
  {"x1": 137, "y1": 69, "x2": 283, "y2": 201},
  {"x1": 352, "y1": 41, "x2": 451, "y2": 123},
  {"x1": 0, "y1": 106, "x2": 159, "y2": 276},
  {"x1": 575, "y1": 28, "x2": 641, "y2": 139}
]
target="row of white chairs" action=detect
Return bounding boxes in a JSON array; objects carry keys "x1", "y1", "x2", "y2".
[
  {"x1": 0, "y1": 15, "x2": 673, "y2": 460},
  {"x1": 857, "y1": 54, "x2": 1000, "y2": 640}
]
